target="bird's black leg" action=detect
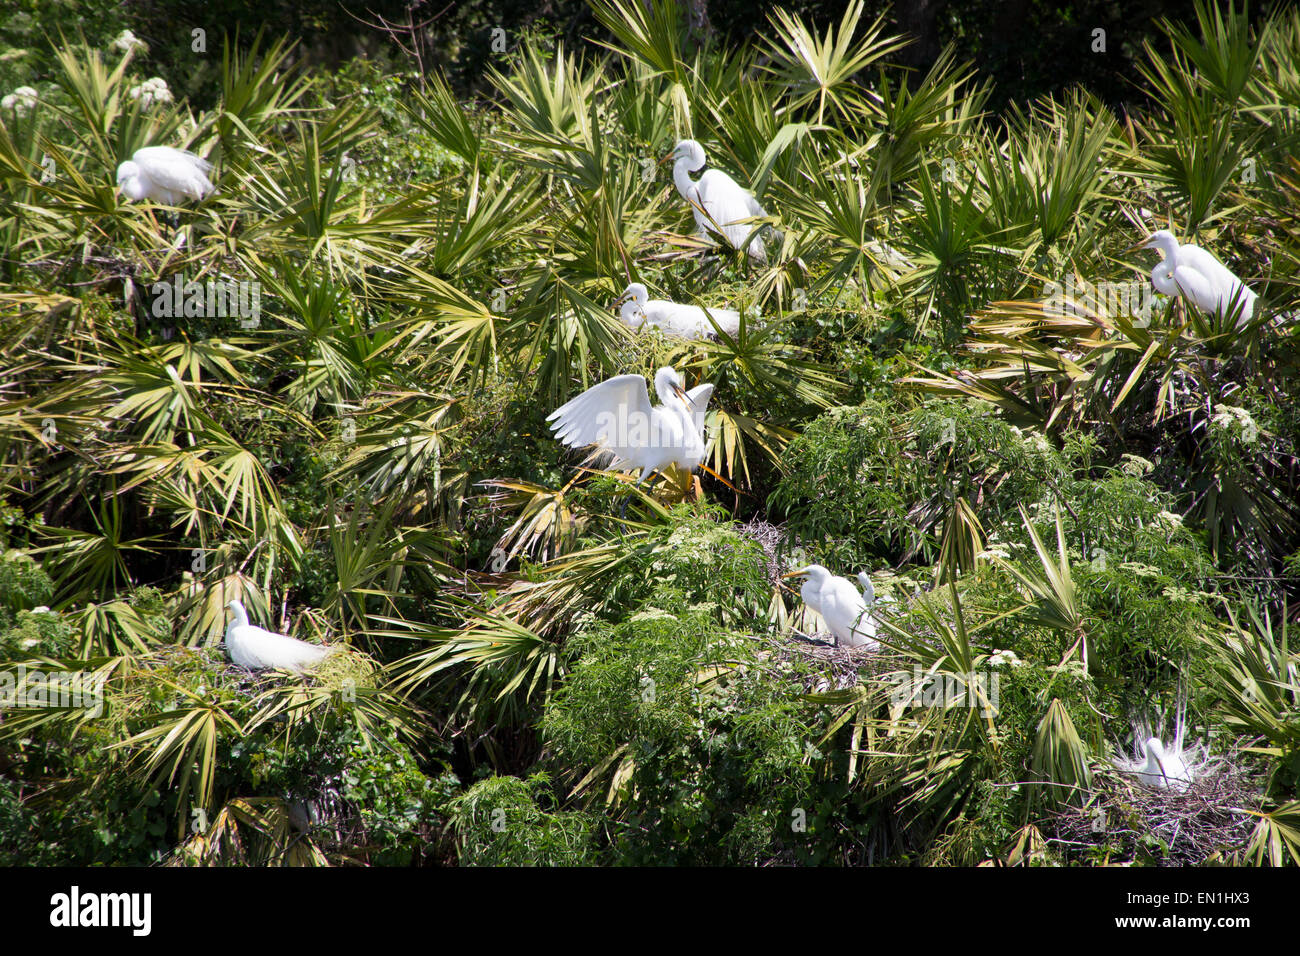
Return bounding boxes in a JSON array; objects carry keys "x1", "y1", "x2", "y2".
[{"x1": 619, "y1": 469, "x2": 659, "y2": 518}]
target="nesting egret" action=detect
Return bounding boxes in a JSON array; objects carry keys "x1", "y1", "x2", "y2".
[
  {"x1": 547, "y1": 366, "x2": 714, "y2": 497},
  {"x1": 116, "y1": 146, "x2": 214, "y2": 205},
  {"x1": 783, "y1": 565, "x2": 878, "y2": 649},
  {"x1": 615, "y1": 283, "x2": 742, "y2": 339},
  {"x1": 667, "y1": 139, "x2": 770, "y2": 262},
  {"x1": 224, "y1": 599, "x2": 333, "y2": 673},
  {"x1": 1131, "y1": 230, "x2": 1257, "y2": 326},
  {"x1": 1114, "y1": 737, "x2": 1194, "y2": 791}
]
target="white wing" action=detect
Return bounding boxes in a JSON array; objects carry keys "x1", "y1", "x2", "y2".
[
  {"x1": 134, "y1": 147, "x2": 214, "y2": 201},
  {"x1": 821, "y1": 575, "x2": 876, "y2": 648},
  {"x1": 1171, "y1": 264, "x2": 1224, "y2": 316},
  {"x1": 696, "y1": 305, "x2": 741, "y2": 337},
  {"x1": 229, "y1": 623, "x2": 331, "y2": 672},
  {"x1": 547, "y1": 374, "x2": 654, "y2": 469},
  {"x1": 1179, "y1": 243, "x2": 1256, "y2": 319},
  {"x1": 685, "y1": 383, "x2": 714, "y2": 438},
  {"x1": 642, "y1": 300, "x2": 740, "y2": 339},
  {"x1": 697, "y1": 169, "x2": 765, "y2": 259}
]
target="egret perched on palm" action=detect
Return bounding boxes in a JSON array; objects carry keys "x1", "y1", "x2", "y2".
[
  {"x1": 547, "y1": 366, "x2": 714, "y2": 507},
  {"x1": 614, "y1": 282, "x2": 743, "y2": 339},
  {"x1": 666, "y1": 139, "x2": 771, "y2": 262},
  {"x1": 116, "y1": 146, "x2": 215, "y2": 205},
  {"x1": 224, "y1": 599, "x2": 334, "y2": 673},
  {"x1": 1130, "y1": 230, "x2": 1257, "y2": 327},
  {"x1": 783, "y1": 564, "x2": 879, "y2": 649}
]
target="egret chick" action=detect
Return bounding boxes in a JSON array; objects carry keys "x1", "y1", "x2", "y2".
[
  {"x1": 615, "y1": 283, "x2": 742, "y2": 339},
  {"x1": 116, "y1": 146, "x2": 214, "y2": 205},
  {"x1": 1130, "y1": 230, "x2": 1257, "y2": 326},
  {"x1": 224, "y1": 599, "x2": 333, "y2": 674},
  {"x1": 667, "y1": 139, "x2": 770, "y2": 262},
  {"x1": 547, "y1": 366, "x2": 714, "y2": 496},
  {"x1": 783, "y1": 564, "x2": 878, "y2": 650}
]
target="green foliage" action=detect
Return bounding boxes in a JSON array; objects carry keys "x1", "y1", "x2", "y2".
[
  {"x1": 1, "y1": 0, "x2": 1297, "y2": 868},
  {"x1": 450, "y1": 773, "x2": 599, "y2": 866}
]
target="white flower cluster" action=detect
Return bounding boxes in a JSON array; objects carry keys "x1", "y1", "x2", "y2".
[
  {"x1": 1210, "y1": 404, "x2": 1259, "y2": 445},
  {"x1": 988, "y1": 649, "x2": 1024, "y2": 669},
  {"x1": 129, "y1": 77, "x2": 173, "y2": 108},
  {"x1": 1154, "y1": 509, "x2": 1183, "y2": 528},
  {"x1": 1119, "y1": 453, "x2": 1155, "y2": 477},
  {"x1": 113, "y1": 30, "x2": 148, "y2": 55},
  {"x1": 1, "y1": 85, "x2": 38, "y2": 116}
]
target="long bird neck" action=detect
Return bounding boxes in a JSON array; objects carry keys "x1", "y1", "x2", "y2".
[
  {"x1": 1153, "y1": 236, "x2": 1179, "y2": 267},
  {"x1": 673, "y1": 159, "x2": 699, "y2": 202},
  {"x1": 230, "y1": 604, "x2": 249, "y2": 627}
]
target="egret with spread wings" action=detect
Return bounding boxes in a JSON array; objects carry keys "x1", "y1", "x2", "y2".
[{"x1": 547, "y1": 366, "x2": 714, "y2": 502}]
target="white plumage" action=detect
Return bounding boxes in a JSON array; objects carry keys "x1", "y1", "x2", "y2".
[
  {"x1": 615, "y1": 282, "x2": 742, "y2": 339},
  {"x1": 224, "y1": 599, "x2": 333, "y2": 673},
  {"x1": 1134, "y1": 230, "x2": 1257, "y2": 326},
  {"x1": 784, "y1": 564, "x2": 878, "y2": 650},
  {"x1": 669, "y1": 139, "x2": 769, "y2": 262},
  {"x1": 116, "y1": 146, "x2": 214, "y2": 205},
  {"x1": 1115, "y1": 736, "x2": 1194, "y2": 791},
  {"x1": 547, "y1": 366, "x2": 713, "y2": 484}
]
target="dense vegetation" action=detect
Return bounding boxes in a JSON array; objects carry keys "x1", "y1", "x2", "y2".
[{"x1": 0, "y1": 0, "x2": 1297, "y2": 866}]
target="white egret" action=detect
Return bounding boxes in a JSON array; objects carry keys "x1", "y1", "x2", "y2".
[
  {"x1": 1114, "y1": 736, "x2": 1194, "y2": 792},
  {"x1": 1131, "y1": 230, "x2": 1257, "y2": 326},
  {"x1": 783, "y1": 564, "x2": 878, "y2": 650},
  {"x1": 547, "y1": 366, "x2": 714, "y2": 496},
  {"x1": 116, "y1": 146, "x2": 214, "y2": 205},
  {"x1": 224, "y1": 599, "x2": 333, "y2": 674},
  {"x1": 667, "y1": 139, "x2": 770, "y2": 262},
  {"x1": 615, "y1": 282, "x2": 742, "y2": 339}
]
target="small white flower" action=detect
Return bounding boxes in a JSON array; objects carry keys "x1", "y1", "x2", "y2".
[
  {"x1": 988, "y1": 649, "x2": 1024, "y2": 669},
  {"x1": 128, "y1": 77, "x2": 173, "y2": 108},
  {"x1": 977, "y1": 546, "x2": 1011, "y2": 562},
  {"x1": 1155, "y1": 510, "x2": 1183, "y2": 528},
  {"x1": 1, "y1": 85, "x2": 38, "y2": 116},
  {"x1": 113, "y1": 30, "x2": 148, "y2": 54},
  {"x1": 1120, "y1": 453, "x2": 1155, "y2": 477},
  {"x1": 1210, "y1": 405, "x2": 1259, "y2": 445},
  {"x1": 30, "y1": 606, "x2": 53, "y2": 615}
]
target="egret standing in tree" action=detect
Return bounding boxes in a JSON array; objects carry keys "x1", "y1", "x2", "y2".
[
  {"x1": 1130, "y1": 229, "x2": 1257, "y2": 326},
  {"x1": 547, "y1": 366, "x2": 714, "y2": 506},
  {"x1": 614, "y1": 282, "x2": 743, "y2": 339},
  {"x1": 666, "y1": 139, "x2": 771, "y2": 262},
  {"x1": 224, "y1": 599, "x2": 334, "y2": 674},
  {"x1": 783, "y1": 564, "x2": 878, "y2": 649}
]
